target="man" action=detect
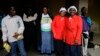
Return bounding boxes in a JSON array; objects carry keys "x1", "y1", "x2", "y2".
[
  {"x1": 81, "y1": 7, "x2": 92, "y2": 56},
  {"x1": 52, "y1": 7, "x2": 67, "y2": 56},
  {"x1": 1, "y1": 6, "x2": 26, "y2": 56}
]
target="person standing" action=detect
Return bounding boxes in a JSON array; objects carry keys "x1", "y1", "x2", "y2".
[
  {"x1": 81, "y1": 7, "x2": 92, "y2": 56},
  {"x1": 64, "y1": 6, "x2": 82, "y2": 56},
  {"x1": 23, "y1": 8, "x2": 38, "y2": 51},
  {"x1": 1, "y1": 6, "x2": 26, "y2": 56},
  {"x1": 39, "y1": 6, "x2": 54, "y2": 55},
  {"x1": 52, "y1": 7, "x2": 67, "y2": 56}
]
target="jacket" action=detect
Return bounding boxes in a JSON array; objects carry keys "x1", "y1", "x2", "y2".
[
  {"x1": 64, "y1": 15, "x2": 82, "y2": 45},
  {"x1": 52, "y1": 15, "x2": 67, "y2": 40}
]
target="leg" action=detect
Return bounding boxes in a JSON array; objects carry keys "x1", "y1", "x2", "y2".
[
  {"x1": 54, "y1": 40, "x2": 63, "y2": 56},
  {"x1": 10, "y1": 42, "x2": 17, "y2": 56},
  {"x1": 83, "y1": 33, "x2": 89, "y2": 56},
  {"x1": 17, "y1": 40, "x2": 26, "y2": 56},
  {"x1": 41, "y1": 31, "x2": 46, "y2": 54},
  {"x1": 64, "y1": 44, "x2": 70, "y2": 56},
  {"x1": 84, "y1": 38, "x2": 89, "y2": 56},
  {"x1": 76, "y1": 46, "x2": 82, "y2": 56},
  {"x1": 45, "y1": 32, "x2": 52, "y2": 54},
  {"x1": 70, "y1": 46, "x2": 76, "y2": 56}
]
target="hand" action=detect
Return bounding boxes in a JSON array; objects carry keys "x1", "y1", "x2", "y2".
[
  {"x1": 75, "y1": 40, "x2": 78, "y2": 45},
  {"x1": 13, "y1": 32, "x2": 20, "y2": 39},
  {"x1": 3, "y1": 41, "x2": 7, "y2": 44}
]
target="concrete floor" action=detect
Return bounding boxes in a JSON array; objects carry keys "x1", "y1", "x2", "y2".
[
  {"x1": 0, "y1": 33, "x2": 100, "y2": 56},
  {"x1": 88, "y1": 33, "x2": 100, "y2": 56}
]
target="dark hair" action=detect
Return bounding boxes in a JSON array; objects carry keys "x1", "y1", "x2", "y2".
[
  {"x1": 25, "y1": 8, "x2": 36, "y2": 17},
  {"x1": 81, "y1": 7, "x2": 86, "y2": 12},
  {"x1": 8, "y1": 6, "x2": 16, "y2": 11},
  {"x1": 81, "y1": 7, "x2": 86, "y2": 15},
  {"x1": 42, "y1": 5, "x2": 48, "y2": 9}
]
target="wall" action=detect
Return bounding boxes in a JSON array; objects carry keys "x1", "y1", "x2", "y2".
[
  {"x1": 79, "y1": 0, "x2": 88, "y2": 14},
  {"x1": 88, "y1": 0, "x2": 100, "y2": 33}
]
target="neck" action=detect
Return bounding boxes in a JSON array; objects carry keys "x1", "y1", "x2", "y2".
[{"x1": 43, "y1": 13, "x2": 48, "y2": 15}]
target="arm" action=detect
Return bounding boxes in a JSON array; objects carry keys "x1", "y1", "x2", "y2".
[
  {"x1": 17, "y1": 16, "x2": 25, "y2": 34},
  {"x1": 23, "y1": 13, "x2": 28, "y2": 22},
  {"x1": 32, "y1": 13, "x2": 38, "y2": 21},
  {"x1": 1, "y1": 19, "x2": 8, "y2": 42},
  {"x1": 75, "y1": 16, "x2": 83, "y2": 44}
]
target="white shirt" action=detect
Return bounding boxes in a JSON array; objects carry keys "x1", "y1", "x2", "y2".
[
  {"x1": 41, "y1": 13, "x2": 52, "y2": 31},
  {"x1": 2, "y1": 15, "x2": 25, "y2": 43},
  {"x1": 23, "y1": 13, "x2": 37, "y2": 22}
]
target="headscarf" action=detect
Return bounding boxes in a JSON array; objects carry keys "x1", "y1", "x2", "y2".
[
  {"x1": 67, "y1": 6, "x2": 77, "y2": 13},
  {"x1": 59, "y1": 7, "x2": 67, "y2": 12}
]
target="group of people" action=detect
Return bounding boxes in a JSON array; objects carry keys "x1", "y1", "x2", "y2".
[{"x1": 0, "y1": 5, "x2": 93, "y2": 56}]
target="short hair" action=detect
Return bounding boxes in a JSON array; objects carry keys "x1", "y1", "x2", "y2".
[
  {"x1": 81, "y1": 7, "x2": 86, "y2": 13},
  {"x1": 8, "y1": 6, "x2": 16, "y2": 12}
]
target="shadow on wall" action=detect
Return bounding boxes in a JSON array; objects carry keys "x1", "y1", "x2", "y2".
[
  {"x1": 88, "y1": 0, "x2": 100, "y2": 33},
  {"x1": 91, "y1": 21, "x2": 99, "y2": 34}
]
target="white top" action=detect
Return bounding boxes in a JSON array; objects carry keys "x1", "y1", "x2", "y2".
[
  {"x1": 1, "y1": 15, "x2": 25, "y2": 43},
  {"x1": 23, "y1": 13, "x2": 37, "y2": 22},
  {"x1": 41, "y1": 13, "x2": 52, "y2": 31}
]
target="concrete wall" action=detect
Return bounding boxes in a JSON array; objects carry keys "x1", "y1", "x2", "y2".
[
  {"x1": 79, "y1": 0, "x2": 88, "y2": 14},
  {"x1": 88, "y1": 0, "x2": 100, "y2": 33}
]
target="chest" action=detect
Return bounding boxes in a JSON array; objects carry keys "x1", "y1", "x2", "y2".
[
  {"x1": 5, "y1": 18, "x2": 19, "y2": 27},
  {"x1": 66, "y1": 17, "x2": 78, "y2": 29}
]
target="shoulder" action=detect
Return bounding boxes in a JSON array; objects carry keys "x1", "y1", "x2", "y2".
[
  {"x1": 2, "y1": 15, "x2": 10, "y2": 21},
  {"x1": 15, "y1": 15, "x2": 21, "y2": 18},
  {"x1": 54, "y1": 15, "x2": 60, "y2": 18},
  {"x1": 15, "y1": 15, "x2": 22, "y2": 20},
  {"x1": 76, "y1": 15, "x2": 82, "y2": 19},
  {"x1": 74, "y1": 15, "x2": 82, "y2": 21}
]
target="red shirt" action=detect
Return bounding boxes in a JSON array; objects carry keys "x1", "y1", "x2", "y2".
[
  {"x1": 64, "y1": 15, "x2": 82, "y2": 45},
  {"x1": 52, "y1": 15, "x2": 67, "y2": 40}
]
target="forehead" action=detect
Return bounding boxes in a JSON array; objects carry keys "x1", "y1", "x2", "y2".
[
  {"x1": 10, "y1": 7, "x2": 15, "y2": 10},
  {"x1": 43, "y1": 7, "x2": 48, "y2": 9},
  {"x1": 69, "y1": 8, "x2": 76, "y2": 11},
  {"x1": 60, "y1": 11, "x2": 66, "y2": 13}
]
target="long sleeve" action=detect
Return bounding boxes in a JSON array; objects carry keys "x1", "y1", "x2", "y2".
[
  {"x1": 76, "y1": 16, "x2": 82, "y2": 42},
  {"x1": 23, "y1": 13, "x2": 38, "y2": 22},
  {"x1": 23, "y1": 13, "x2": 27, "y2": 21},
  {"x1": 17, "y1": 16, "x2": 25, "y2": 34},
  {"x1": 33, "y1": 13, "x2": 38, "y2": 21},
  {"x1": 1, "y1": 19, "x2": 8, "y2": 42}
]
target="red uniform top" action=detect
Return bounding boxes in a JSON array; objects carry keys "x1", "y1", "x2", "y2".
[
  {"x1": 64, "y1": 15, "x2": 82, "y2": 45},
  {"x1": 52, "y1": 15, "x2": 67, "y2": 40}
]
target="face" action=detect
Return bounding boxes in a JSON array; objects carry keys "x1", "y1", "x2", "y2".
[
  {"x1": 9, "y1": 7, "x2": 16, "y2": 16},
  {"x1": 60, "y1": 11, "x2": 66, "y2": 17},
  {"x1": 69, "y1": 8, "x2": 77, "y2": 16},
  {"x1": 43, "y1": 7, "x2": 48, "y2": 14}
]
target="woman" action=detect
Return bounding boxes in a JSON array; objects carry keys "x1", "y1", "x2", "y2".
[
  {"x1": 64, "y1": 6, "x2": 82, "y2": 56},
  {"x1": 40, "y1": 6, "x2": 53, "y2": 55},
  {"x1": 23, "y1": 8, "x2": 38, "y2": 51},
  {"x1": 52, "y1": 7, "x2": 67, "y2": 56}
]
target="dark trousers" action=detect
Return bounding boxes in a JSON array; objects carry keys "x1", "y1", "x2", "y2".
[
  {"x1": 64, "y1": 44, "x2": 82, "y2": 56},
  {"x1": 54, "y1": 39, "x2": 64, "y2": 56}
]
